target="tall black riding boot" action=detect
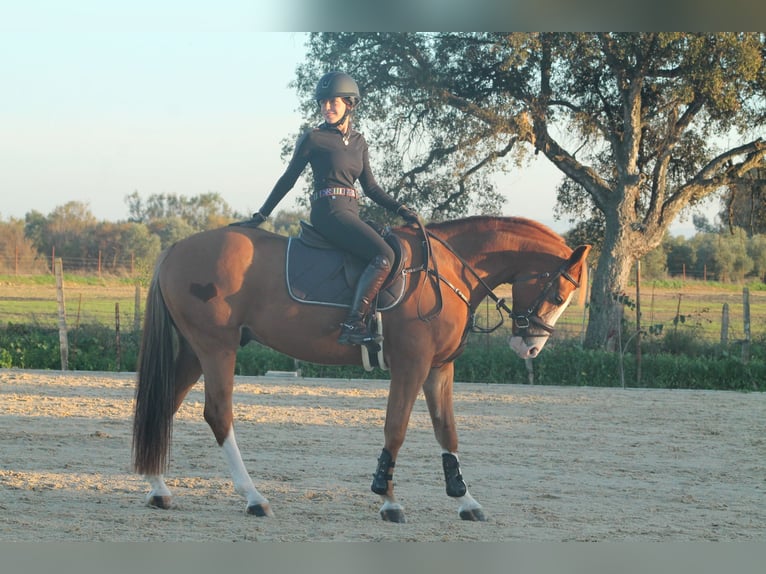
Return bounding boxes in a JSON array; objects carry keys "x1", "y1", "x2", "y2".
[{"x1": 338, "y1": 255, "x2": 391, "y2": 346}]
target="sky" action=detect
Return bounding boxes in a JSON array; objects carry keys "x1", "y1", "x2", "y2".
[{"x1": 1, "y1": 3, "x2": 723, "y2": 237}]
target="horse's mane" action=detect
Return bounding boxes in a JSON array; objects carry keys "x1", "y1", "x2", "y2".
[{"x1": 426, "y1": 215, "x2": 568, "y2": 247}]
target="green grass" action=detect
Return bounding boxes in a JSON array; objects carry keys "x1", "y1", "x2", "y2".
[
  {"x1": 1, "y1": 275, "x2": 764, "y2": 345},
  {"x1": 0, "y1": 275, "x2": 142, "y2": 328},
  {"x1": 482, "y1": 279, "x2": 766, "y2": 346}
]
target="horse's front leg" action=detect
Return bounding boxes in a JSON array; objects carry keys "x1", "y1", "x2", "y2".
[
  {"x1": 423, "y1": 362, "x2": 486, "y2": 521},
  {"x1": 371, "y1": 364, "x2": 428, "y2": 523}
]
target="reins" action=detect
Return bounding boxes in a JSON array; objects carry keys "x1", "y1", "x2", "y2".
[
  {"x1": 422, "y1": 230, "x2": 512, "y2": 333},
  {"x1": 404, "y1": 217, "x2": 444, "y2": 322},
  {"x1": 406, "y1": 224, "x2": 580, "y2": 336}
]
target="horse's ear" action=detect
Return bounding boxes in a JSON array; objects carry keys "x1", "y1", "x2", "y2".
[
  {"x1": 568, "y1": 245, "x2": 591, "y2": 287},
  {"x1": 569, "y1": 244, "x2": 591, "y2": 265}
]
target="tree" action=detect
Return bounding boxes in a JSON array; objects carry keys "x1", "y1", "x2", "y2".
[
  {"x1": 92, "y1": 222, "x2": 161, "y2": 272},
  {"x1": 665, "y1": 235, "x2": 695, "y2": 277},
  {"x1": 747, "y1": 234, "x2": 766, "y2": 281},
  {"x1": 640, "y1": 237, "x2": 669, "y2": 281},
  {"x1": 146, "y1": 217, "x2": 197, "y2": 249},
  {"x1": 295, "y1": 33, "x2": 766, "y2": 349},
  {"x1": 125, "y1": 191, "x2": 245, "y2": 231},
  {"x1": 272, "y1": 209, "x2": 309, "y2": 237},
  {"x1": 721, "y1": 166, "x2": 766, "y2": 236},
  {"x1": 0, "y1": 217, "x2": 48, "y2": 274},
  {"x1": 691, "y1": 231, "x2": 753, "y2": 282},
  {"x1": 26, "y1": 201, "x2": 98, "y2": 268}
]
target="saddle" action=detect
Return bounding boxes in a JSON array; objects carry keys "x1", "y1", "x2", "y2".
[{"x1": 286, "y1": 221, "x2": 408, "y2": 311}]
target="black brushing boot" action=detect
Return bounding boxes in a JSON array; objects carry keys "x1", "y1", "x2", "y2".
[{"x1": 338, "y1": 255, "x2": 391, "y2": 346}]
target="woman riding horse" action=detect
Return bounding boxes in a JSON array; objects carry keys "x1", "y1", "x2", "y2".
[{"x1": 238, "y1": 71, "x2": 419, "y2": 345}]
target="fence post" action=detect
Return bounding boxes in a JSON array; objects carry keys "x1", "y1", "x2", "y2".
[
  {"x1": 54, "y1": 257, "x2": 69, "y2": 370},
  {"x1": 525, "y1": 358, "x2": 535, "y2": 385},
  {"x1": 720, "y1": 303, "x2": 729, "y2": 347},
  {"x1": 743, "y1": 287, "x2": 751, "y2": 364},
  {"x1": 579, "y1": 265, "x2": 591, "y2": 345},
  {"x1": 635, "y1": 260, "x2": 642, "y2": 387},
  {"x1": 134, "y1": 282, "x2": 142, "y2": 332},
  {"x1": 115, "y1": 302, "x2": 121, "y2": 371}
]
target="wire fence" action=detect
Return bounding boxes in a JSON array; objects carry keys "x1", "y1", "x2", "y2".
[
  {"x1": 1, "y1": 259, "x2": 764, "y2": 352},
  {"x1": 0, "y1": 251, "x2": 140, "y2": 277}
]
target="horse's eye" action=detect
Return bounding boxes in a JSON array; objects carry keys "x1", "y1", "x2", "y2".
[{"x1": 554, "y1": 294, "x2": 564, "y2": 305}]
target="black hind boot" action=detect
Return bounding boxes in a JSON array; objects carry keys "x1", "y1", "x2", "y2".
[{"x1": 338, "y1": 255, "x2": 391, "y2": 346}]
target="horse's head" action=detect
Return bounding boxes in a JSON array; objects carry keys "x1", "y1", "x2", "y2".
[{"x1": 507, "y1": 244, "x2": 591, "y2": 359}]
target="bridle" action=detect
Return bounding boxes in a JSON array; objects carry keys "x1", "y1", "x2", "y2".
[
  {"x1": 504, "y1": 267, "x2": 581, "y2": 335},
  {"x1": 406, "y1": 224, "x2": 580, "y2": 337}
]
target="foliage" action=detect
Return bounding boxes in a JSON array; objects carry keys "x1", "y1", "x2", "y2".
[
  {"x1": 22, "y1": 201, "x2": 161, "y2": 274},
  {"x1": 721, "y1": 166, "x2": 766, "y2": 237},
  {"x1": 689, "y1": 229, "x2": 754, "y2": 282},
  {"x1": 1, "y1": 325, "x2": 763, "y2": 391},
  {"x1": 125, "y1": 191, "x2": 245, "y2": 230},
  {"x1": 1, "y1": 192, "x2": 257, "y2": 275},
  {"x1": 271, "y1": 210, "x2": 310, "y2": 237},
  {"x1": 0, "y1": 218, "x2": 48, "y2": 274},
  {"x1": 295, "y1": 33, "x2": 766, "y2": 351},
  {"x1": 0, "y1": 324, "x2": 140, "y2": 371}
]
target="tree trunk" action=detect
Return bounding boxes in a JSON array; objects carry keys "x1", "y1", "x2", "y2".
[{"x1": 583, "y1": 219, "x2": 638, "y2": 350}]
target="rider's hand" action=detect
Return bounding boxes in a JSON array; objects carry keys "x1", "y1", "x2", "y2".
[
  {"x1": 397, "y1": 205, "x2": 420, "y2": 223},
  {"x1": 250, "y1": 212, "x2": 267, "y2": 225},
  {"x1": 229, "y1": 211, "x2": 267, "y2": 228}
]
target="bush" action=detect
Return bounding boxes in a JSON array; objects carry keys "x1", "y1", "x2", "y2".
[
  {"x1": 1, "y1": 325, "x2": 763, "y2": 391},
  {"x1": 0, "y1": 323, "x2": 140, "y2": 371}
]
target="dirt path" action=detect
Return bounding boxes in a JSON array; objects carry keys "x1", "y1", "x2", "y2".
[{"x1": 0, "y1": 369, "x2": 763, "y2": 541}]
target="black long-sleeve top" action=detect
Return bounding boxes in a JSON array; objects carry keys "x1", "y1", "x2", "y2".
[{"x1": 259, "y1": 123, "x2": 400, "y2": 216}]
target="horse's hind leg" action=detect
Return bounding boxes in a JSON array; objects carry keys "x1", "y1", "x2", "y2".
[
  {"x1": 200, "y1": 348, "x2": 272, "y2": 517},
  {"x1": 423, "y1": 362, "x2": 486, "y2": 521},
  {"x1": 145, "y1": 338, "x2": 202, "y2": 509}
]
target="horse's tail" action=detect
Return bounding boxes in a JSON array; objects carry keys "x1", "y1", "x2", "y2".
[{"x1": 132, "y1": 250, "x2": 176, "y2": 476}]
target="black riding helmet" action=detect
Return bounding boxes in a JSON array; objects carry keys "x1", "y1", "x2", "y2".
[{"x1": 315, "y1": 71, "x2": 361, "y2": 108}]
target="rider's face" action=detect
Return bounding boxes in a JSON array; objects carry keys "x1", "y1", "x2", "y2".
[{"x1": 319, "y1": 97, "x2": 349, "y2": 126}]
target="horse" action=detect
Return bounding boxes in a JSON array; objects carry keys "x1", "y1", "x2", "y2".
[{"x1": 131, "y1": 215, "x2": 590, "y2": 523}]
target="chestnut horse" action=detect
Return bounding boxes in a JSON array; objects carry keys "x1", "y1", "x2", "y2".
[{"x1": 132, "y1": 216, "x2": 590, "y2": 523}]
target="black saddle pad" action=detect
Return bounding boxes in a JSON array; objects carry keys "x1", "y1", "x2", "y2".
[{"x1": 286, "y1": 222, "x2": 407, "y2": 310}]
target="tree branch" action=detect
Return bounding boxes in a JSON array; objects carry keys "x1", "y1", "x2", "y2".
[{"x1": 661, "y1": 138, "x2": 766, "y2": 223}]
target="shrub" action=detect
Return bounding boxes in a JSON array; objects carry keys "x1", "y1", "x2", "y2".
[{"x1": 1, "y1": 325, "x2": 763, "y2": 391}]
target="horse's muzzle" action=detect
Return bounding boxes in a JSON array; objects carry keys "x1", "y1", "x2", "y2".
[{"x1": 508, "y1": 335, "x2": 548, "y2": 359}]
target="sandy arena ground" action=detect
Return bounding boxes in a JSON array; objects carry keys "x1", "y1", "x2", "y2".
[{"x1": 0, "y1": 368, "x2": 764, "y2": 541}]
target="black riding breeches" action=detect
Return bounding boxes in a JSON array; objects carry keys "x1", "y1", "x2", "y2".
[{"x1": 310, "y1": 196, "x2": 395, "y2": 264}]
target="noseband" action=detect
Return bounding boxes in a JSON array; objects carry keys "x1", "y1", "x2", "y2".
[
  {"x1": 418, "y1": 230, "x2": 580, "y2": 337},
  {"x1": 506, "y1": 268, "x2": 580, "y2": 335}
]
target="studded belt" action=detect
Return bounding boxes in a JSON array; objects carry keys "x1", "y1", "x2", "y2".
[{"x1": 310, "y1": 187, "x2": 359, "y2": 202}]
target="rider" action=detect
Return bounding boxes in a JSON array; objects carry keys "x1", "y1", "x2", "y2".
[{"x1": 245, "y1": 71, "x2": 419, "y2": 346}]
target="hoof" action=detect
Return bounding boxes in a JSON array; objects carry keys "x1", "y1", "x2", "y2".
[
  {"x1": 246, "y1": 503, "x2": 273, "y2": 517},
  {"x1": 147, "y1": 495, "x2": 172, "y2": 509},
  {"x1": 380, "y1": 508, "x2": 406, "y2": 523},
  {"x1": 459, "y1": 507, "x2": 487, "y2": 521}
]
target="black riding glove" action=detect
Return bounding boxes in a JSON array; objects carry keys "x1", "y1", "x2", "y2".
[
  {"x1": 250, "y1": 212, "x2": 267, "y2": 225},
  {"x1": 229, "y1": 211, "x2": 267, "y2": 228},
  {"x1": 396, "y1": 205, "x2": 420, "y2": 223}
]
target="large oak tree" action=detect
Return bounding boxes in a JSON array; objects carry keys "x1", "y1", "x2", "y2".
[{"x1": 293, "y1": 33, "x2": 766, "y2": 349}]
